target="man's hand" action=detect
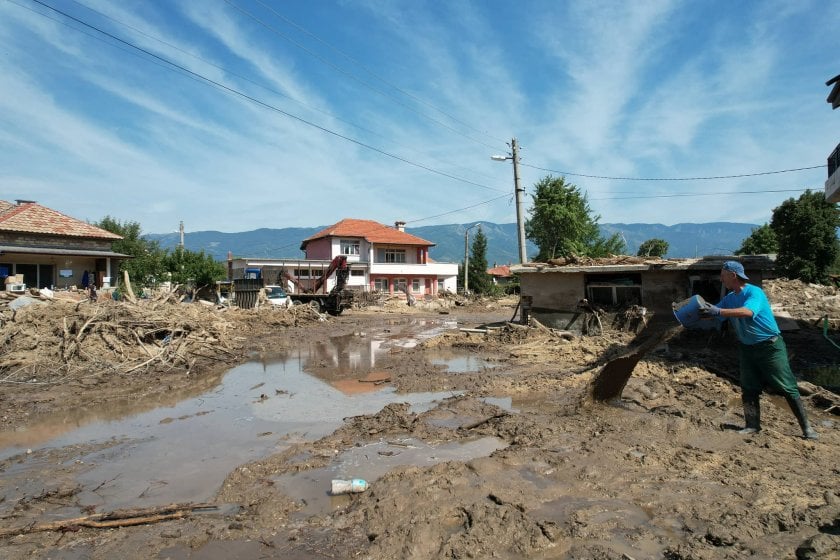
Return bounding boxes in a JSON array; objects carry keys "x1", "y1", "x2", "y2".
[{"x1": 699, "y1": 302, "x2": 721, "y2": 317}]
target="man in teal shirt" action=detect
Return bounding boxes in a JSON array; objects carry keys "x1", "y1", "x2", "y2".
[{"x1": 701, "y1": 261, "x2": 818, "y2": 439}]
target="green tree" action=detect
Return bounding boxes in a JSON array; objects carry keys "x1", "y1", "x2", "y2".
[
  {"x1": 163, "y1": 247, "x2": 226, "y2": 288},
  {"x1": 95, "y1": 216, "x2": 167, "y2": 287},
  {"x1": 467, "y1": 226, "x2": 492, "y2": 294},
  {"x1": 770, "y1": 190, "x2": 840, "y2": 283},
  {"x1": 636, "y1": 238, "x2": 669, "y2": 257},
  {"x1": 735, "y1": 224, "x2": 778, "y2": 255},
  {"x1": 524, "y1": 175, "x2": 624, "y2": 260}
]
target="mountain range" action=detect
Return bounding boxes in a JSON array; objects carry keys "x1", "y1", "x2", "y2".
[{"x1": 145, "y1": 222, "x2": 761, "y2": 265}]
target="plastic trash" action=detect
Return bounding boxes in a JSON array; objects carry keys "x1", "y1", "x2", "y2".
[{"x1": 331, "y1": 479, "x2": 368, "y2": 495}]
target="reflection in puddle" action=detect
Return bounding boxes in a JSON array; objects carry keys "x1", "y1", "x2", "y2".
[
  {"x1": 428, "y1": 350, "x2": 499, "y2": 373},
  {"x1": 0, "y1": 320, "x2": 472, "y2": 515},
  {"x1": 275, "y1": 436, "x2": 508, "y2": 518}
]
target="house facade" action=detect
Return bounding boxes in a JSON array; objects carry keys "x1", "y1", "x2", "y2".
[
  {"x1": 511, "y1": 255, "x2": 776, "y2": 327},
  {"x1": 230, "y1": 218, "x2": 459, "y2": 296},
  {"x1": 0, "y1": 200, "x2": 127, "y2": 290},
  {"x1": 825, "y1": 74, "x2": 839, "y2": 202}
]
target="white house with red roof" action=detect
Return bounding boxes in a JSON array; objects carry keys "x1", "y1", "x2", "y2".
[
  {"x1": 230, "y1": 218, "x2": 459, "y2": 297},
  {"x1": 0, "y1": 199, "x2": 128, "y2": 290}
]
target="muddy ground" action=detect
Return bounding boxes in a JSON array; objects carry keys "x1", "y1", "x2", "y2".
[{"x1": 1, "y1": 281, "x2": 839, "y2": 559}]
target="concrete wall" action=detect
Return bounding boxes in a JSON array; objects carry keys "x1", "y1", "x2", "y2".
[
  {"x1": 521, "y1": 269, "x2": 693, "y2": 314},
  {"x1": 640, "y1": 270, "x2": 689, "y2": 312},
  {"x1": 520, "y1": 272, "x2": 585, "y2": 313},
  {"x1": 304, "y1": 238, "x2": 331, "y2": 260}
]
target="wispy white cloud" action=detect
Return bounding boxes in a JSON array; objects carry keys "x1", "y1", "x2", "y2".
[{"x1": 0, "y1": 0, "x2": 837, "y2": 235}]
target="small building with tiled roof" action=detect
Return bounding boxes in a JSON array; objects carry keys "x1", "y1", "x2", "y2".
[
  {"x1": 487, "y1": 264, "x2": 514, "y2": 287},
  {"x1": 0, "y1": 200, "x2": 128, "y2": 291},
  {"x1": 231, "y1": 218, "x2": 459, "y2": 297},
  {"x1": 511, "y1": 254, "x2": 776, "y2": 328}
]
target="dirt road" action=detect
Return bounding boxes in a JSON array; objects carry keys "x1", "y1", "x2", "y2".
[{"x1": 1, "y1": 289, "x2": 838, "y2": 559}]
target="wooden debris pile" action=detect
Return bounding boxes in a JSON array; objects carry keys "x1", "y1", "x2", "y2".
[
  {"x1": 544, "y1": 255, "x2": 674, "y2": 267},
  {"x1": 763, "y1": 278, "x2": 840, "y2": 322},
  {"x1": 0, "y1": 297, "x2": 245, "y2": 384}
]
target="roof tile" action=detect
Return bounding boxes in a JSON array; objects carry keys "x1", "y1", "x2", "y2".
[
  {"x1": 303, "y1": 218, "x2": 433, "y2": 247},
  {"x1": 0, "y1": 201, "x2": 122, "y2": 239},
  {"x1": 488, "y1": 265, "x2": 512, "y2": 277}
]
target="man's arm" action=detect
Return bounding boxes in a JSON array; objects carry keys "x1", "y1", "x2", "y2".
[
  {"x1": 701, "y1": 303, "x2": 753, "y2": 318},
  {"x1": 718, "y1": 306, "x2": 753, "y2": 318}
]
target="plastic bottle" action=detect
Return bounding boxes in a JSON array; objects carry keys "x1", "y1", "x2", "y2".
[{"x1": 331, "y1": 479, "x2": 368, "y2": 495}]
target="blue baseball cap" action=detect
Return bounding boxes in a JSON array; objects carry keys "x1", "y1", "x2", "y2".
[{"x1": 722, "y1": 261, "x2": 748, "y2": 280}]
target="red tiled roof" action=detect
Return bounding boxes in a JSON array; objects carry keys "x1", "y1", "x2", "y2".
[
  {"x1": 487, "y1": 265, "x2": 512, "y2": 277},
  {"x1": 302, "y1": 218, "x2": 434, "y2": 248},
  {"x1": 0, "y1": 201, "x2": 122, "y2": 239}
]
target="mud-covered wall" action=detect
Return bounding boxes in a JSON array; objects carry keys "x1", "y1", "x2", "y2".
[
  {"x1": 640, "y1": 270, "x2": 690, "y2": 312},
  {"x1": 521, "y1": 269, "x2": 692, "y2": 315},
  {"x1": 520, "y1": 272, "x2": 585, "y2": 312}
]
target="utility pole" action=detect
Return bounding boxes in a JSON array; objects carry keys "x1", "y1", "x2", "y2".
[
  {"x1": 464, "y1": 229, "x2": 469, "y2": 295},
  {"x1": 492, "y1": 138, "x2": 528, "y2": 264},
  {"x1": 511, "y1": 138, "x2": 527, "y2": 264},
  {"x1": 179, "y1": 221, "x2": 185, "y2": 249}
]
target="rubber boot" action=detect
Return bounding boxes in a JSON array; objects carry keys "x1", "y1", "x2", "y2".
[
  {"x1": 786, "y1": 396, "x2": 819, "y2": 440},
  {"x1": 739, "y1": 395, "x2": 761, "y2": 435}
]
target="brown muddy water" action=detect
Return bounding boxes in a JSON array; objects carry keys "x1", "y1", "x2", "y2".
[{"x1": 0, "y1": 319, "x2": 506, "y2": 518}]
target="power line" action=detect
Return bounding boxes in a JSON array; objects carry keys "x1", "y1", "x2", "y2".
[
  {"x1": 522, "y1": 162, "x2": 826, "y2": 181},
  {"x1": 406, "y1": 194, "x2": 511, "y2": 224},
  {"x1": 589, "y1": 187, "x2": 811, "y2": 201},
  {"x1": 264, "y1": 195, "x2": 512, "y2": 253},
  {"x1": 15, "y1": 1, "x2": 826, "y2": 227},
  {"x1": 22, "y1": 0, "x2": 507, "y2": 194},
  {"x1": 223, "y1": 0, "x2": 507, "y2": 153},
  {"x1": 61, "y1": 0, "x2": 502, "y2": 183}
]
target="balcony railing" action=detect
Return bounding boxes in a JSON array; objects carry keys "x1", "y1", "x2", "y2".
[{"x1": 829, "y1": 142, "x2": 840, "y2": 178}]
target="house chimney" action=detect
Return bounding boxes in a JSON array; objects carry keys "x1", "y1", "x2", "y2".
[{"x1": 395, "y1": 221, "x2": 406, "y2": 232}]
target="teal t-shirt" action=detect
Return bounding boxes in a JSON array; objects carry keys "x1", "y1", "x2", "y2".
[{"x1": 717, "y1": 284, "x2": 780, "y2": 345}]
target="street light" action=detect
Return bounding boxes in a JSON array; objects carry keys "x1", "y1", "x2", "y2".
[
  {"x1": 491, "y1": 137, "x2": 527, "y2": 264},
  {"x1": 463, "y1": 223, "x2": 480, "y2": 295}
]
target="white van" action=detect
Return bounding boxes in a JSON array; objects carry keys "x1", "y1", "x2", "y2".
[{"x1": 265, "y1": 285, "x2": 291, "y2": 308}]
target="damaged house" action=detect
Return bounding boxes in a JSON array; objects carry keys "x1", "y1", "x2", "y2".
[
  {"x1": 0, "y1": 200, "x2": 128, "y2": 291},
  {"x1": 511, "y1": 255, "x2": 776, "y2": 328}
]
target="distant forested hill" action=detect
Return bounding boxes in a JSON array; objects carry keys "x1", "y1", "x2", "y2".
[{"x1": 145, "y1": 222, "x2": 760, "y2": 265}]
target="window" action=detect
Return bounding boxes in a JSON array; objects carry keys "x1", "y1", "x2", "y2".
[
  {"x1": 350, "y1": 269, "x2": 365, "y2": 277},
  {"x1": 393, "y1": 278, "x2": 407, "y2": 293},
  {"x1": 377, "y1": 248, "x2": 406, "y2": 263},
  {"x1": 341, "y1": 239, "x2": 360, "y2": 255},
  {"x1": 294, "y1": 269, "x2": 324, "y2": 278},
  {"x1": 411, "y1": 278, "x2": 421, "y2": 292},
  {"x1": 374, "y1": 278, "x2": 389, "y2": 292},
  {"x1": 437, "y1": 279, "x2": 445, "y2": 292},
  {"x1": 585, "y1": 273, "x2": 642, "y2": 306}
]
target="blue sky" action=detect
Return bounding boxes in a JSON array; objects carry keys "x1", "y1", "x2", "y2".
[{"x1": 1, "y1": 0, "x2": 838, "y2": 235}]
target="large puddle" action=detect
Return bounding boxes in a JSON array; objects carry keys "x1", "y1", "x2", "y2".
[{"x1": 0, "y1": 319, "x2": 506, "y2": 516}]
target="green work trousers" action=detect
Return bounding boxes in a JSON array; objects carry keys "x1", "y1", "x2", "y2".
[{"x1": 738, "y1": 336, "x2": 800, "y2": 400}]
